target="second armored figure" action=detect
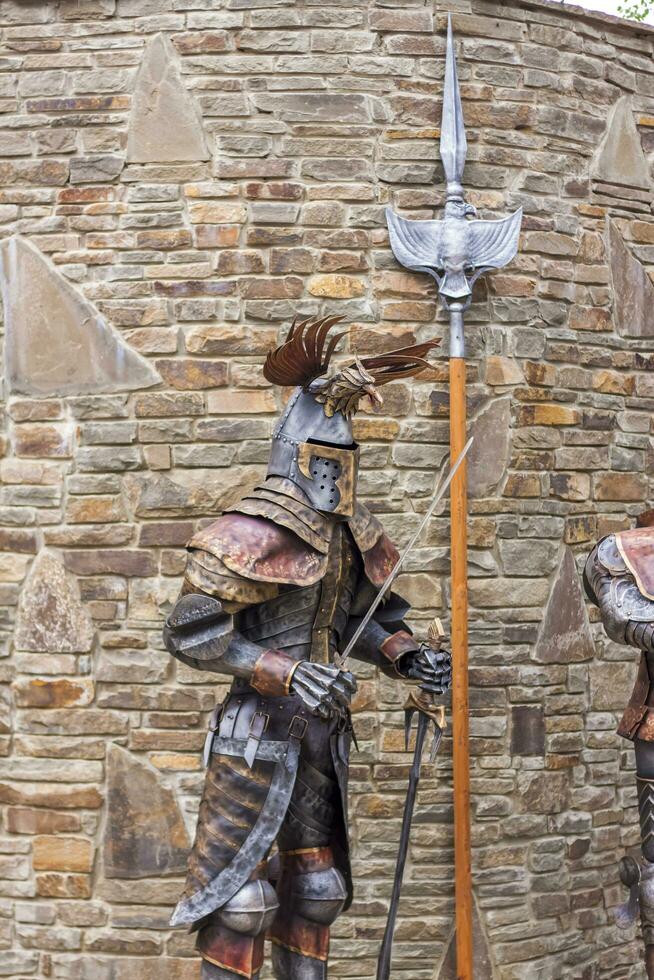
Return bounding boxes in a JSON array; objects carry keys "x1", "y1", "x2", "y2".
[
  {"x1": 163, "y1": 316, "x2": 453, "y2": 980},
  {"x1": 585, "y1": 521, "x2": 654, "y2": 977}
]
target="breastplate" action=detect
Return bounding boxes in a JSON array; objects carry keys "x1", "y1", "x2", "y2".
[{"x1": 236, "y1": 524, "x2": 360, "y2": 663}]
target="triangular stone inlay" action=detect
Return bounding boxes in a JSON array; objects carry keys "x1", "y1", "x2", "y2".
[
  {"x1": 0, "y1": 236, "x2": 160, "y2": 397},
  {"x1": 591, "y1": 95, "x2": 650, "y2": 189},
  {"x1": 103, "y1": 744, "x2": 190, "y2": 879},
  {"x1": 15, "y1": 551, "x2": 94, "y2": 654},
  {"x1": 608, "y1": 219, "x2": 654, "y2": 338},
  {"x1": 534, "y1": 547, "x2": 594, "y2": 664},
  {"x1": 436, "y1": 896, "x2": 496, "y2": 979},
  {"x1": 127, "y1": 33, "x2": 210, "y2": 163},
  {"x1": 468, "y1": 396, "x2": 511, "y2": 499}
]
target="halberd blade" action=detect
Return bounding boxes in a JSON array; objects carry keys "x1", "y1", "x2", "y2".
[{"x1": 440, "y1": 14, "x2": 467, "y2": 195}]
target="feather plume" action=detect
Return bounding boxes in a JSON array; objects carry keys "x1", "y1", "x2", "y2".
[
  {"x1": 263, "y1": 315, "x2": 346, "y2": 388},
  {"x1": 360, "y1": 340, "x2": 440, "y2": 384}
]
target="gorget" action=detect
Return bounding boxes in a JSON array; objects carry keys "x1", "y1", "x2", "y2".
[{"x1": 230, "y1": 476, "x2": 397, "y2": 589}]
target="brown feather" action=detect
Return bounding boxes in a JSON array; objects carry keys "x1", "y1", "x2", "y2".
[
  {"x1": 359, "y1": 339, "x2": 440, "y2": 385},
  {"x1": 262, "y1": 315, "x2": 347, "y2": 387}
]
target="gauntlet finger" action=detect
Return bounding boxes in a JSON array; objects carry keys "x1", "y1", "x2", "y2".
[
  {"x1": 312, "y1": 663, "x2": 340, "y2": 680},
  {"x1": 330, "y1": 679, "x2": 354, "y2": 708}
]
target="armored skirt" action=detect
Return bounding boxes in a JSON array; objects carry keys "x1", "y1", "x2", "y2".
[{"x1": 179, "y1": 685, "x2": 351, "y2": 974}]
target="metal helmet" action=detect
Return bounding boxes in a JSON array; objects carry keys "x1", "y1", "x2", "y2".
[
  {"x1": 267, "y1": 379, "x2": 360, "y2": 517},
  {"x1": 263, "y1": 315, "x2": 439, "y2": 518}
]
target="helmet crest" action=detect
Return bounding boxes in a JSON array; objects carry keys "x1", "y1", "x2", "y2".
[
  {"x1": 264, "y1": 314, "x2": 440, "y2": 417},
  {"x1": 264, "y1": 315, "x2": 440, "y2": 516}
]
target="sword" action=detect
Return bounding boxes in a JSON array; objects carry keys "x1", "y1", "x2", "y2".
[
  {"x1": 334, "y1": 436, "x2": 473, "y2": 669},
  {"x1": 376, "y1": 620, "x2": 447, "y2": 980}
]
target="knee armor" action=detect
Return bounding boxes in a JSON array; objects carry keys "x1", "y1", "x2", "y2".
[
  {"x1": 197, "y1": 879, "x2": 278, "y2": 979},
  {"x1": 289, "y1": 866, "x2": 347, "y2": 925},
  {"x1": 216, "y1": 879, "x2": 279, "y2": 936}
]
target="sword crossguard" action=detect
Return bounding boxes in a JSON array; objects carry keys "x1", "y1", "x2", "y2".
[{"x1": 404, "y1": 689, "x2": 446, "y2": 761}]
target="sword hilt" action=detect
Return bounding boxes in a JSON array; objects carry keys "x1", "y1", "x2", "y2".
[{"x1": 404, "y1": 617, "x2": 447, "y2": 759}]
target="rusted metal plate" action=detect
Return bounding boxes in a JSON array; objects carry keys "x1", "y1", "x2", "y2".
[{"x1": 189, "y1": 512, "x2": 326, "y2": 587}]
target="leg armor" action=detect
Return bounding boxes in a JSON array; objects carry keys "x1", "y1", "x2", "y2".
[
  {"x1": 197, "y1": 875, "x2": 279, "y2": 979},
  {"x1": 633, "y1": 740, "x2": 654, "y2": 979},
  {"x1": 270, "y1": 847, "x2": 347, "y2": 980}
]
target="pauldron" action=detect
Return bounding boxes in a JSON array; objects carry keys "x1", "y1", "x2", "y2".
[{"x1": 585, "y1": 533, "x2": 654, "y2": 652}]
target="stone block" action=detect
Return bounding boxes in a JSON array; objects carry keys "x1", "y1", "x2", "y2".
[
  {"x1": 511, "y1": 705, "x2": 546, "y2": 757},
  {"x1": 608, "y1": 220, "x2": 654, "y2": 338},
  {"x1": 14, "y1": 678, "x2": 95, "y2": 709},
  {"x1": 468, "y1": 397, "x2": 511, "y2": 498},
  {"x1": 33, "y1": 836, "x2": 93, "y2": 873},
  {"x1": 308, "y1": 275, "x2": 366, "y2": 299}
]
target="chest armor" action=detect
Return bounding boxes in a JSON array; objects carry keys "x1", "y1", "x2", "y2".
[{"x1": 236, "y1": 523, "x2": 360, "y2": 664}]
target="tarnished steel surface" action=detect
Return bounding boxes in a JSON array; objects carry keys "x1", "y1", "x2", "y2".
[
  {"x1": 618, "y1": 653, "x2": 654, "y2": 741},
  {"x1": 271, "y1": 945, "x2": 327, "y2": 980},
  {"x1": 597, "y1": 534, "x2": 628, "y2": 575},
  {"x1": 583, "y1": 528, "x2": 654, "y2": 654},
  {"x1": 216, "y1": 877, "x2": 279, "y2": 936},
  {"x1": 617, "y1": 527, "x2": 654, "y2": 601},
  {"x1": 163, "y1": 593, "x2": 233, "y2": 665},
  {"x1": 248, "y1": 478, "x2": 334, "y2": 547},
  {"x1": 185, "y1": 550, "x2": 280, "y2": 607},
  {"x1": 236, "y1": 496, "x2": 331, "y2": 557},
  {"x1": 278, "y1": 751, "x2": 339, "y2": 852},
  {"x1": 266, "y1": 381, "x2": 359, "y2": 518},
  {"x1": 172, "y1": 740, "x2": 300, "y2": 927},
  {"x1": 188, "y1": 512, "x2": 325, "y2": 587},
  {"x1": 360, "y1": 529, "x2": 400, "y2": 589},
  {"x1": 269, "y1": 847, "x2": 344, "y2": 964},
  {"x1": 235, "y1": 527, "x2": 360, "y2": 667},
  {"x1": 349, "y1": 500, "x2": 385, "y2": 553},
  {"x1": 238, "y1": 584, "x2": 321, "y2": 659},
  {"x1": 173, "y1": 692, "x2": 351, "y2": 929},
  {"x1": 228, "y1": 476, "x2": 397, "y2": 597},
  {"x1": 311, "y1": 524, "x2": 355, "y2": 664}
]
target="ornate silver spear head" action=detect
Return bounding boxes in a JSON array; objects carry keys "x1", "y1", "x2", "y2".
[{"x1": 386, "y1": 14, "x2": 522, "y2": 356}]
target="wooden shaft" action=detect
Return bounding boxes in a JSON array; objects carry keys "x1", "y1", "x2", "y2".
[{"x1": 449, "y1": 356, "x2": 473, "y2": 979}]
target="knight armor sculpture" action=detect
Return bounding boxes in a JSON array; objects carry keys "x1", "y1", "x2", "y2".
[
  {"x1": 164, "y1": 316, "x2": 453, "y2": 980},
  {"x1": 585, "y1": 522, "x2": 654, "y2": 977}
]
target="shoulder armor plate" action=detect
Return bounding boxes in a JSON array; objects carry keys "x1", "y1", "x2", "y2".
[
  {"x1": 597, "y1": 535, "x2": 627, "y2": 575},
  {"x1": 615, "y1": 527, "x2": 654, "y2": 601},
  {"x1": 188, "y1": 512, "x2": 326, "y2": 587}
]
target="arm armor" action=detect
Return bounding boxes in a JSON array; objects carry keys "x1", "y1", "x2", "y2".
[
  {"x1": 163, "y1": 593, "x2": 300, "y2": 694},
  {"x1": 343, "y1": 590, "x2": 419, "y2": 677},
  {"x1": 584, "y1": 535, "x2": 654, "y2": 653}
]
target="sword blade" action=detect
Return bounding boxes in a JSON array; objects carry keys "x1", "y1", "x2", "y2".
[
  {"x1": 336, "y1": 436, "x2": 473, "y2": 668},
  {"x1": 376, "y1": 712, "x2": 444, "y2": 980}
]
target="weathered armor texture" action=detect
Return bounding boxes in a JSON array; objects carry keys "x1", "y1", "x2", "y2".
[
  {"x1": 165, "y1": 483, "x2": 423, "y2": 978},
  {"x1": 164, "y1": 317, "x2": 451, "y2": 980},
  {"x1": 584, "y1": 530, "x2": 654, "y2": 741},
  {"x1": 586, "y1": 526, "x2": 654, "y2": 977}
]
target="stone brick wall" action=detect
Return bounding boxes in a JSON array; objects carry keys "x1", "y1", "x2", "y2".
[{"x1": 1, "y1": 0, "x2": 654, "y2": 977}]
